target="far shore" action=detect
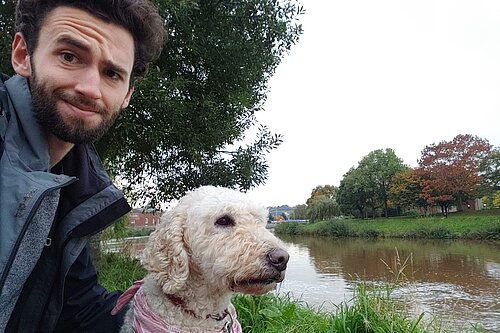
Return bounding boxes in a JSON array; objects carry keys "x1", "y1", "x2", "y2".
[{"x1": 274, "y1": 210, "x2": 500, "y2": 240}]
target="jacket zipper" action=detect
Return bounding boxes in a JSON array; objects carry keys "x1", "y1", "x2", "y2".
[{"x1": 0, "y1": 178, "x2": 77, "y2": 291}]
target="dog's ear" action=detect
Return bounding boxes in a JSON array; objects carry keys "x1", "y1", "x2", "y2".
[{"x1": 141, "y1": 211, "x2": 190, "y2": 293}]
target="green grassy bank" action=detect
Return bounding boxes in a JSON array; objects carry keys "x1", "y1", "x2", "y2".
[
  {"x1": 98, "y1": 252, "x2": 481, "y2": 333},
  {"x1": 276, "y1": 211, "x2": 500, "y2": 240}
]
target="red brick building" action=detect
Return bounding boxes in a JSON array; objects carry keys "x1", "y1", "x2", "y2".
[{"x1": 129, "y1": 208, "x2": 162, "y2": 228}]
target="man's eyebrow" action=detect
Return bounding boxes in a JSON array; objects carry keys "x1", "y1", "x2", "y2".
[
  {"x1": 55, "y1": 35, "x2": 130, "y2": 78},
  {"x1": 103, "y1": 60, "x2": 129, "y2": 78},
  {"x1": 56, "y1": 35, "x2": 90, "y2": 52}
]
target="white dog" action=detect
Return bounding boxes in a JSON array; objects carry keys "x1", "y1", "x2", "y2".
[{"x1": 113, "y1": 186, "x2": 289, "y2": 333}]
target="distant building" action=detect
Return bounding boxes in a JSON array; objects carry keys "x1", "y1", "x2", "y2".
[
  {"x1": 425, "y1": 198, "x2": 484, "y2": 215},
  {"x1": 129, "y1": 208, "x2": 162, "y2": 228}
]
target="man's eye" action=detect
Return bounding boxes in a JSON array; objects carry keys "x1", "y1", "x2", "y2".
[
  {"x1": 61, "y1": 52, "x2": 76, "y2": 63},
  {"x1": 105, "y1": 69, "x2": 120, "y2": 80}
]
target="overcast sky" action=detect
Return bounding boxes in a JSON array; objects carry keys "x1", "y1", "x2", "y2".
[{"x1": 247, "y1": 0, "x2": 500, "y2": 207}]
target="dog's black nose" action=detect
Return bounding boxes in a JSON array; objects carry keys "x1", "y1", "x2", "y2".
[{"x1": 267, "y1": 248, "x2": 289, "y2": 271}]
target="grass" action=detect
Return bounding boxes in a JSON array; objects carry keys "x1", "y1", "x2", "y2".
[
  {"x1": 96, "y1": 251, "x2": 481, "y2": 333},
  {"x1": 233, "y1": 284, "x2": 434, "y2": 333},
  {"x1": 98, "y1": 252, "x2": 147, "y2": 291},
  {"x1": 276, "y1": 211, "x2": 500, "y2": 240}
]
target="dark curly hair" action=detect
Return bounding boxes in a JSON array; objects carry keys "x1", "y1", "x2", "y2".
[{"x1": 15, "y1": 0, "x2": 166, "y2": 83}]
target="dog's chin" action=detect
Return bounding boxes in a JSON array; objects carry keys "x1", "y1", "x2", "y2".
[{"x1": 231, "y1": 274, "x2": 285, "y2": 295}]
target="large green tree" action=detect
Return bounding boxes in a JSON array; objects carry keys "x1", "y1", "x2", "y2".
[
  {"x1": 356, "y1": 149, "x2": 407, "y2": 217},
  {"x1": 0, "y1": 0, "x2": 304, "y2": 206},
  {"x1": 337, "y1": 167, "x2": 369, "y2": 218},
  {"x1": 337, "y1": 149, "x2": 406, "y2": 218}
]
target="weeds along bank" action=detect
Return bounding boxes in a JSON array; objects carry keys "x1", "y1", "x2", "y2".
[
  {"x1": 275, "y1": 214, "x2": 500, "y2": 240},
  {"x1": 97, "y1": 252, "x2": 466, "y2": 333}
]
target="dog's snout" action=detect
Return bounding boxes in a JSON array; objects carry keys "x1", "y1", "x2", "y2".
[{"x1": 267, "y1": 248, "x2": 289, "y2": 271}]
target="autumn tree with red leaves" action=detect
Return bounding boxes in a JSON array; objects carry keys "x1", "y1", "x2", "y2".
[{"x1": 417, "y1": 134, "x2": 491, "y2": 216}]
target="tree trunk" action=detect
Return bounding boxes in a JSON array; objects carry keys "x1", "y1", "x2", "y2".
[
  {"x1": 441, "y1": 205, "x2": 448, "y2": 218},
  {"x1": 457, "y1": 195, "x2": 464, "y2": 212}
]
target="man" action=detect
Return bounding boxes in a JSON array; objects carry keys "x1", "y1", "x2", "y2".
[{"x1": 0, "y1": 0, "x2": 165, "y2": 331}]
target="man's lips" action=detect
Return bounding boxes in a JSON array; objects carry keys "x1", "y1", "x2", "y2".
[{"x1": 62, "y1": 99, "x2": 99, "y2": 116}]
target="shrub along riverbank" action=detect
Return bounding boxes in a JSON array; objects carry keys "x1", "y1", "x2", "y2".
[
  {"x1": 98, "y1": 252, "x2": 477, "y2": 333},
  {"x1": 275, "y1": 211, "x2": 500, "y2": 240}
]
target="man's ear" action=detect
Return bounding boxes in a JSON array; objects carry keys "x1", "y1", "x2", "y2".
[
  {"x1": 121, "y1": 86, "x2": 135, "y2": 109},
  {"x1": 11, "y1": 32, "x2": 32, "y2": 77}
]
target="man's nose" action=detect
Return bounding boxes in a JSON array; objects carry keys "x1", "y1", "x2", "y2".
[{"x1": 74, "y1": 68, "x2": 103, "y2": 100}]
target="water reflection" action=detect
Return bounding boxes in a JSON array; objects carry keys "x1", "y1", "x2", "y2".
[{"x1": 277, "y1": 235, "x2": 500, "y2": 332}]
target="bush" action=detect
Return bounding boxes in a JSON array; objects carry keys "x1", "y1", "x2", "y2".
[
  {"x1": 466, "y1": 222, "x2": 500, "y2": 240},
  {"x1": 359, "y1": 229, "x2": 381, "y2": 238},
  {"x1": 275, "y1": 222, "x2": 300, "y2": 235},
  {"x1": 429, "y1": 227, "x2": 455, "y2": 239}
]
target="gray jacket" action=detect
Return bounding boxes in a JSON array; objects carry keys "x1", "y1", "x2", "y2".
[{"x1": 0, "y1": 74, "x2": 131, "y2": 332}]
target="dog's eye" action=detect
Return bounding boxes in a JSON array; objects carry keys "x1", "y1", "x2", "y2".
[{"x1": 215, "y1": 215, "x2": 235, "y2": 227}]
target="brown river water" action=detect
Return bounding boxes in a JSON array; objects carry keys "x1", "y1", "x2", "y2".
[
  {"x1": 105, "y1": 235, "x2": 500, "y2": 332},
  {"x1": 277, "y1": 235, "x2": 500, "y2": 332}
]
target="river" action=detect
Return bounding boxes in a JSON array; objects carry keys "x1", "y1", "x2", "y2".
[
  {"x1": 276, "y1": 235, "x2": 500, "y2": 332},
  {"x1": 105, "y1": 235, "x2": 500, "y2": 332}
]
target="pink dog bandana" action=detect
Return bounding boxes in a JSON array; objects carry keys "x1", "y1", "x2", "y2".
[{"x1": 112, "y1": 280, "x2": 242, "y2": 333}]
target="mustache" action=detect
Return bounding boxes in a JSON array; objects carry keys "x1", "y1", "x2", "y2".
[{"x1": 53, "y1": 89, "x2": 107, "y2": 114}]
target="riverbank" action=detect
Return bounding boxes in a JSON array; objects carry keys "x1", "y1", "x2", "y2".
[
  {"x1": 275, "y1": 211, "x2": 500, "y2": 240},
  {"x1": 97, "y1": 252, "x2": 470, "y2": 333}
]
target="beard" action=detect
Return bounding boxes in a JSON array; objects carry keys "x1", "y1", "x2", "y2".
[{"x1": 30, "y1": 69, "x2": 122, "y2": 144}]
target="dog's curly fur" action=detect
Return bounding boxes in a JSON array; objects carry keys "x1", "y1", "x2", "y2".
[{"x1": 120, "y1": 186, "x2": 289, "y2": 332}]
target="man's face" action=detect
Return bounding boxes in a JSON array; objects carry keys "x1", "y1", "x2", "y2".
[{"x1": 25, "y1": 6, "x2": 135, "y2": 144}]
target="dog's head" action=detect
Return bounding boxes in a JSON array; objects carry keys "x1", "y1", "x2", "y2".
[{"x1": 141, "y1": 186, "x2": 289, "y2": 296}]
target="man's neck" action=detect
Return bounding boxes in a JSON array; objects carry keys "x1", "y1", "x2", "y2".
[{"x1": 47, "y1": 134, "x2": 74, "y2": 168}]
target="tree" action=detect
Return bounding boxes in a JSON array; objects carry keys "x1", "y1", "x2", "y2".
[
  {"x1": 356, "y1": 149, "x2": 407, "y2": 217},
  {"x1": 305, "y1": 185, "x2": 340, "y2": 221},
  {"x1": 479, "y1": 147, "x2": 500, "y2": 193},
  {"x1": 0, "y1": 0, "x2": 304, "y2": 206},
  {"x1": 418, "y1": 134, "x2": 492, "y2": 214},
  {"x1": 291, "y1": 204, "x2": 307, "y2": 220},
  {"x1": 337, "y1": 167, "x2": 369, "y2": 218},
  {"x1": 306, "y1": 185, "x2": 338, "y2": 205},
  {"x1": 483, "y1": 190, "x2": 500, "y2": 209},
  {"x1": 0, "y1": 1, "x2": 15, "y2": 76},
  {"x1": 493, "y1": 191, "x2": 500, "y2": 207},
  {"x1": 388, "y1": 168, "x2": 427, "y2": 214},
  {"x1": 306, "y1": 195, "x2": 340, "y2": 222}
]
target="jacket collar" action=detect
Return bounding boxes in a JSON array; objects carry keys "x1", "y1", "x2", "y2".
[{"x1": 4, "y1": 74, "x2": 51, "y2": 171}]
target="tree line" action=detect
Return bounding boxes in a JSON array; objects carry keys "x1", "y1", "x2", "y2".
[{"x1": 292, "y1": 134, "x2": 500, "y2": 221}]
